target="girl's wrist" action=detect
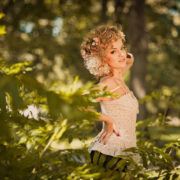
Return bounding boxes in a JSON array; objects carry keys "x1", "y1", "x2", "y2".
[
  {"x1": 98, "y1": 113, "x2": 113, "y2": 124},
  {"x1": 103, "y1": 115, "x2": 113, "y2": 124}
]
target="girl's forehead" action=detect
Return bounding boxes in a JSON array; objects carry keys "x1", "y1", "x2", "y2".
[{"x1": 107, "y1": 39, "x2": 123, "y2": 49}]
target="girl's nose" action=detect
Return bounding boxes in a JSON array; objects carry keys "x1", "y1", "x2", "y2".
[
  {"x1": 118, "y1": 52, "x2": 126, "y2": 58},
  {"x1": 117, "y1": 50, "x2": 122, "y2": 56}
]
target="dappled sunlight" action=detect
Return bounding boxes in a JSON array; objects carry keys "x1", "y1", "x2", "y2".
[
  {"x1": 51, "y1": 138, "x2": 93, "y2": 151},
  {"x1": 0, "y1": 0, "x2": 179, "y2": 179}
]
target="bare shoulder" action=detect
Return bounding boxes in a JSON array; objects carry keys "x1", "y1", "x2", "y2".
[{"x1": 95, "y1": 77, "x2": 115, "y2": 102}]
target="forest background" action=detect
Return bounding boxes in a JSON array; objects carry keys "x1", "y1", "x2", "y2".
[{"x1": 0, "y1": 0, "x2": 179, "y2": 179}]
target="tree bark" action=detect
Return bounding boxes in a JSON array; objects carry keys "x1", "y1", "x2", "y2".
[
  {"x1": 127, "y1": 0, "x2": 148, "y2": 119},
  {"x1": 101, "y1": 0, "x2": 108, "y2": 23},
  {"x1": 114, "y1": 0, "x2": 125, "y2": 24}
]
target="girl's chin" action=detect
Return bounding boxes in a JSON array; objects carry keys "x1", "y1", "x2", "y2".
[
  {"x1": 113, "y1": 66, "x2": 125, "y2": 70},
  {"x1": 117, "y1": 63, "x2": 126, "y2": 68}
]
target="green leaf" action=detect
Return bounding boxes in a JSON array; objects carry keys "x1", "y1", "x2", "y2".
[
  {"x1": 0, "y1": 26, "x2": 6, "y2": 36},
  {"x1": 0, "y1": 12, "x2": 5, "y2": 19}
]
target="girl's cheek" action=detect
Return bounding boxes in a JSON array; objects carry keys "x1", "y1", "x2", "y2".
[{"x1": 119, "y1": 62, "x2": 126, "y2": 68}]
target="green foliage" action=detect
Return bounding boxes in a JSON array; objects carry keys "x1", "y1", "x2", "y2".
[
  {"x1": 0, "y1": 60, "x2": 179, "y2": 179},
  {"x1": 0, "y1": 0, "x2": 179, "y2": 179},
  {"x1": 0, "y1": 60, "x2": 103, "y2": 179},
  {"x1": 0, "y1": 12, "x2": 6, "y2": 36}
]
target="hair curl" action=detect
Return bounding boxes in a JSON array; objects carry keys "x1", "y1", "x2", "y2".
[{"x1": 80, "y1": 24, "x2": 126, "y2": 79}]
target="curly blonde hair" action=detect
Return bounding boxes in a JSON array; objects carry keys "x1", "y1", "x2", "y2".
[{"x1": 80, "y1": 24, "x2": 126, "y2": 79}]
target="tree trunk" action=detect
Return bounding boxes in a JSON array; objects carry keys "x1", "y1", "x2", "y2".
[
  {"x1": 114, "y1": 0, "x2": 125, "y2": 24},
  {"x1": 101, "y1": 0, "x2": 108, "y2": 23},
  {"x1": 96, "y1": 0, "x2": 109, "y2": 132},
  {"x1": 127, "y1": 0, "x2": 148, "y2": 120}
]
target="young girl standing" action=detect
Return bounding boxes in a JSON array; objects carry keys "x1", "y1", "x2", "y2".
[{"x1": 80, "y1": 25, "x2": 140, "y2": 172}]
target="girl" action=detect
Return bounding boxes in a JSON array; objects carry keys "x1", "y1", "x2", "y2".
[{"x1": 80, "y1": 24, "x2": 140, "y2": 172}]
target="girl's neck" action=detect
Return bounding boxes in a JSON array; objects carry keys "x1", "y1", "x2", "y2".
[
  {"x1": 100, "y1": 73, "x2": 124, "y2": 83},
  {"x1": 112, "y1": 70, "x2": 123, "y2": 81},
  {"x1": 100, "y1": 68, "x2": 124, "y2": 82}
]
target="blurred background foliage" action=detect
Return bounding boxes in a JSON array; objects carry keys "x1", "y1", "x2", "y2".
[{"x1": 0, "y1": 0, "x2": 179, "y2": 179}]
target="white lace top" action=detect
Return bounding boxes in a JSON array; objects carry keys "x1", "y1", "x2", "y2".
[{"x1": 88, "y1": 87, "x2": 140, "y2": 162}]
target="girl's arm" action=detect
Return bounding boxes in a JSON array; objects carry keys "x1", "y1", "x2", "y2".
[
  {"x1": 97, "y1": 112, "x2": 120, "y2": 144},
  {"x1": 95, "y1": 80, "x2": 116, "y2": 101},
  {"x1": 80, "y1": 85, "x2": 120, "y2": 144},
  {"x1": 97, "y1": 112, "x2": 114, "y2": 124},
  {"x1": 95, "y1": 96, "x2": 114, "y2": 101},
  {"x1": 80, "y1": 106, "x2": 113, "y2": 124}
]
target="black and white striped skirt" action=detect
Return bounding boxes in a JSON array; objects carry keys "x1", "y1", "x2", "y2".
[{"x1": 90, "y1": 150, "x2": 128, "y2": 172}]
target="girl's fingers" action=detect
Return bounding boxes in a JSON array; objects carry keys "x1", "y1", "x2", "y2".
[
  {"x1": 113, "y1": 123, "x2": 120, "y2": 136},
  {"x1": 103, "y1": 132, "x2": 113, "y2": 144},
  {"x1": 101, "y1": 128, "x2": 113, "y2": 144},
  {"x1": 98, "y1": 131, "x2": 106, "y2": 142},
  {"x1": 100, "y1": 131, "x2": 107, "y2": 141},
  {"x1": 113, "y1": 129, "x2": 119, "y2": 136},
  {"x1": 99, "y1": 130, "x2": 109, "y2": 144},
  {"x1": 127, "y1": 52, "x2": 133, "y2": 58},
  {"x1": 98, "y1": 122, "x2": 120, "y2": 144}
]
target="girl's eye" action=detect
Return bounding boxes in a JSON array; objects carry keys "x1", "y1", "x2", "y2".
[{"x1": 111, "y1": 50, "x2": 115, "y2": 54}]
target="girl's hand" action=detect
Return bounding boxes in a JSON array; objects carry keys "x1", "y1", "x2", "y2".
[
  {"x1": 122, "y1": 53, "x2": 134, "y2": 75},
  {"x1": 126, "y1": 53, "x2": 134, "y2": 64},
  {"x1": 95, "y1": 97, "x2": 103, "y2": 102},
  {"x1": 98, "y1": 121, "x2": 120, "y2": 145}
]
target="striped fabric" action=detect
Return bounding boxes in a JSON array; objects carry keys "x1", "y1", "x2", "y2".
[{"x1": 90, "y1": 150, "x2": 128, "y2": 172}]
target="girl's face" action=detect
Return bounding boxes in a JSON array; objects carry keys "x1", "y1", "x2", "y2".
[{"x1": 105, "y1": 39, "x2": 127, "y2": 69}]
